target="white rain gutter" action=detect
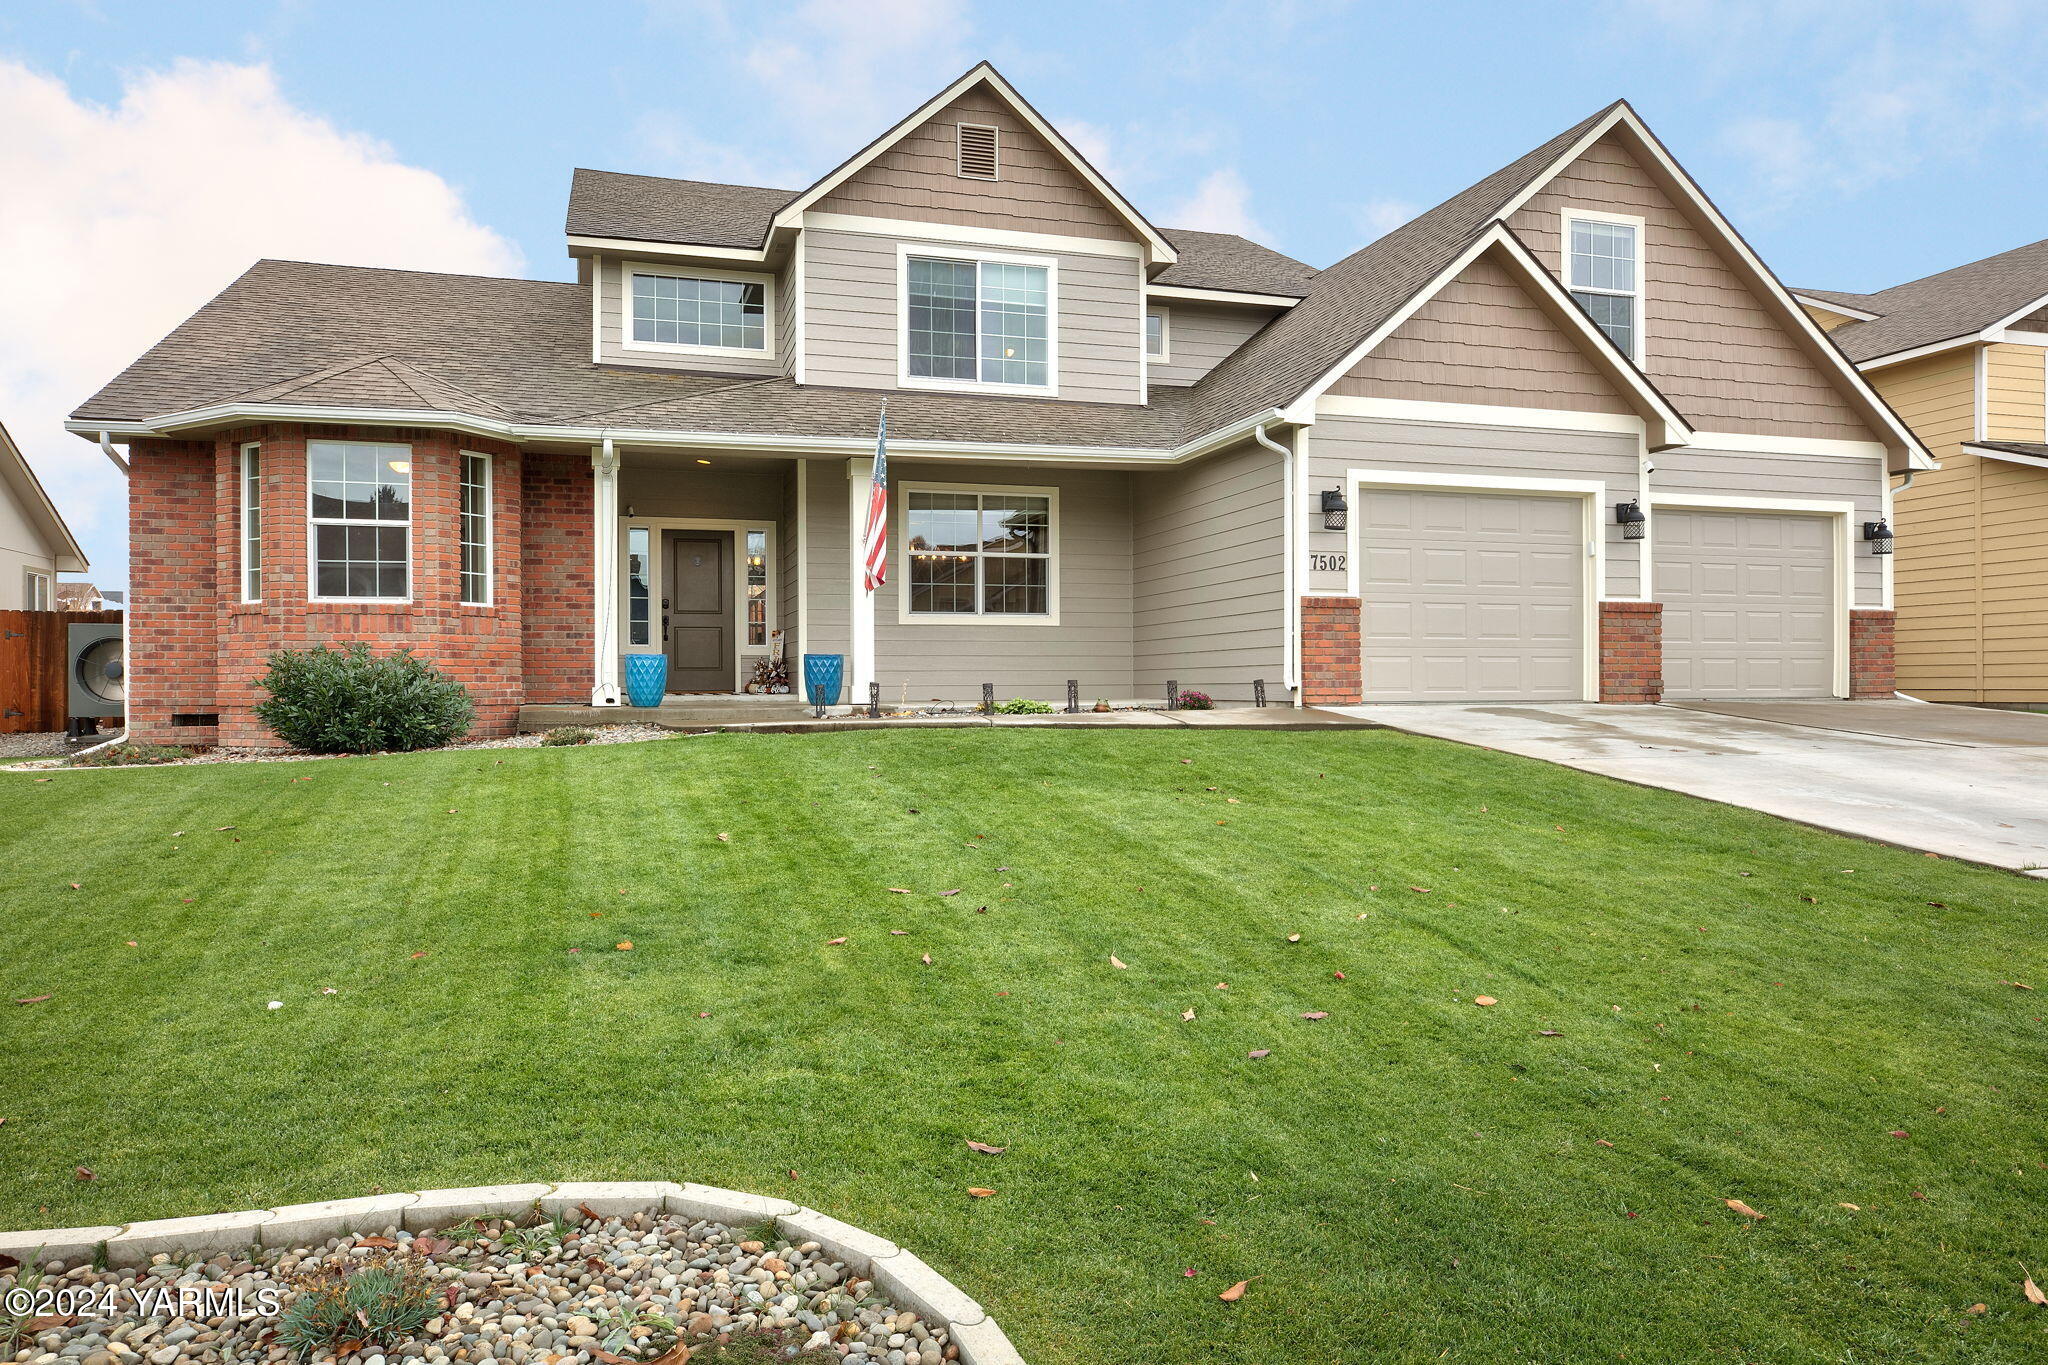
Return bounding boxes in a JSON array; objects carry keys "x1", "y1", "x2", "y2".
[
  {"x1": 98, "y1": 431, "x2": 129, "y2": 474},
  {"x1": 1252, "y1": 421, "x2": 1300, "y2": 698}
]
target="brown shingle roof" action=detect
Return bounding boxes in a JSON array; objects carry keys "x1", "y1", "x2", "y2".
[{"x1": 1805, "y1": 237, "x2": 2048, "y2": 363}]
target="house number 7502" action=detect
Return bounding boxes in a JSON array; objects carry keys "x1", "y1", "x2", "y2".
[{"x1": 1309, "y1": 553, "x2": 1347, "y2": 572}]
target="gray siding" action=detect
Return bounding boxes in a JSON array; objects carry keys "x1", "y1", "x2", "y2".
[
  {"x1": 802, "y1": 458, "x2": 851, "y2": 661},
  {"x1": 1303, "y1": 414, "x2": 1644, "y2": 599},
  {"x1": 872, "y1": 461, "x2": 1135, "y2": 703},
  {"x1": 617, "y1": 462, "x2": 786, "y2": 520},
  {"x1": 1148, "y1": 301, "x2": 1280, "y2": 387},
  {"x1": 1650, "y1": 447, "x2": 1887, "y2": 607},
  {"x1": 596, "y1": 255, "x2": 786, "y2": 378},
  {"x1": 1132, "y1": 442, "x2": 1285, "y2": 700},
  {"x1": 780, "y1": 462, "x2": 801, "y2": 651},
  {"x1": 803, "y1": 226, "x2": 1144, "y2": 405}
]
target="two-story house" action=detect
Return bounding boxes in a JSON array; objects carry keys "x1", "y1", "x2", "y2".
[
  {"x1": 71, "y1": 63, "x2": 1927, "y2": 745},
  {"x1": 1798, "y1": 242, "x2": 2048, "y2": 709}
]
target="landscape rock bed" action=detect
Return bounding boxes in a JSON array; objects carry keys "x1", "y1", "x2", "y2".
[{"x1": 5, "y1": 1212, "x2": 958, "y2": 1364}]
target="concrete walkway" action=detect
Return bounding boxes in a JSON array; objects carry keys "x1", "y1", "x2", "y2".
[
  {"x1": 520, "y1": 699, "x2": 1373, "y2": 734},
  {"x1": 1333, "y1": 699, "x2": 2048, "y2": 876}
]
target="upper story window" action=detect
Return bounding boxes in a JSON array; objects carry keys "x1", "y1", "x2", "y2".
[
  {"x1": 309, "y1": 439, "x2": 410, "y2": 601},
  {"x1": 1145, "y1": 309, "x2": 1169, "y2": 360},
  {"x1": 240, "y1": 442, "x2": 261, "y2": 602},
  {"x1": 625, "y1": 263, "x2": 771, "y2": 355},
  {"x1": 903, "y1": 484, "x2": 1055, "y2": 621},
  {"x1": 1563, "y1": 211, "x2": 1643, "y2": 361},
  {"x1": 901, "y1": 247, "x2": 1056, "y2": 393}
]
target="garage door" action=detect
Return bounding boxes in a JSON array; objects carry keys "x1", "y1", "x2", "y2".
[
  {"x1": 1656, "y1": 509, "x2": 1834, "y2": 699},
  {"x1": 1359, "y1": 489, "x2": 1586, "y2": 701}
]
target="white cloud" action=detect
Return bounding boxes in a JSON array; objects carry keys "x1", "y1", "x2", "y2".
[
  {"x1": 0, "y1": 56, "x2": 521, "y2": 589},
  {"x1": 1162, "y1": 167, "x2": 1270, "y2": 240},
  {"x1": 1354, "y1": 197, "x2": 1419, "y2": 242}
]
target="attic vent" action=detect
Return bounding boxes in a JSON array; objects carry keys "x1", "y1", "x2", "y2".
[{"x1": 956, "y1": 123, "x2": 999, "y2": 180}]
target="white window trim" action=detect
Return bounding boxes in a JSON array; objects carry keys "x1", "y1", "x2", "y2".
[
  {"x1": 897, "y1": 480, "x2": 1061, "y2": 626},
  {"x1": 307, "y1": 438, "x2": 414, "y2": 605},
  {"x1": 620, "y1": 260, "x2": 777, "y2": 358},
  {"x1": 459, "y1": 449, "x2": 493, "y2": 606},
  {"x1": 1560, "y1": 207, "x2": 1647, "y2": 364},
  {"x1": 23, "y1": 567, "x2": 51, "y2": 611},
  {"x1": 896, "y1": 243, "x2": 1061, "y2": 397},
  {"x1": 1146, "y1": 305, "x2": 1171, "y2": 363},
  {"x1": 240, "y1": 442, "x2": 262, "y2": 603}
]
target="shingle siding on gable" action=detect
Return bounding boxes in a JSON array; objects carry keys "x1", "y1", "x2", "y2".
[
  {"x1": 1509, "y1": 135, "x2": 1875, "y2": 440},
  {"x1": 812, "y1": 90, "x2": 1137, "y2": 243},
  {"x1": 800, "y1": 226, "x2": 1143, "y2": 405},
  {"x1": 1327, "y1": 253, "x2": 1635, "y2": 415}
]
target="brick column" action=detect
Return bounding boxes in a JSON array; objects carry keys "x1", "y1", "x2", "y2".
[
  {"x1": 1599, "y1": 601, "x2": 1662, "y2": 703},
  {"x1": 1849, "y1": 609, "x2": 1896, "y2": 698},
  {"x1": 128, "y1": 437, "x2": 221, "y2": 745},
  {"x1": 1301, "y1": 596, "x2": 1361, "y2": 705},
  {"x1": 520, "y1": 451, "x2": 595, "y2": 704}
]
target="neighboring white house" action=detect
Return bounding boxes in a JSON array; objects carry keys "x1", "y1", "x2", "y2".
[{"x1": 0, "y1": 419, "x2": 89, "y2": 609}]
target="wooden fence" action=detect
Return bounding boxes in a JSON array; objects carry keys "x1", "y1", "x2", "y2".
[{"x1": 0, "y1": 610, "x2": 122, "y2": 733}]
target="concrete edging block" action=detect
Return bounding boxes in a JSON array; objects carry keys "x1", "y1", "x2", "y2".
[
  {"x1": 105, "y1": 1210, "x2": 272, "y2": 1266},
  {"x1": 949, "y1": 1318, "x2": 1027, "y2": 1365},
  {"x1": 0, "y1": 1225, "x2": 124, "y2": 1267},
  {"x1": 401, "y1": 1184, "x2": 552, "y2": 1231},
  {"x1": 261, "y1": 1194, "x2": 418, "y2": 1250},
  {"x1": 669, "y1": 1183, "x2": 800, "y2": 1227},
  {"x1": 537, "y1": 1181, "x2": 684, "y2": 1220},
  {"x1": 776, "y1": 1207, "x2": 900, "y2": 1280},
  {"x1": 868, "y1": 1248, "x2": 986, "y2": 1328}
]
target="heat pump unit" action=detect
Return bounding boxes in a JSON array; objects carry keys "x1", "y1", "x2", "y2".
[{"x1": 67, "y1": 621, "x2": 124, "y2": 723}]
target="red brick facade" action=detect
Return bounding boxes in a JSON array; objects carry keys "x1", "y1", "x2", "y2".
[
  {"x1": 1849, "y1": 609, "x2": 1896, "y2": 699},
  {"x1": 129, "y1": 423, "x2": 592, "y2": 747},
  {"x1": 1598, "y1": 600, "x2": 1663, "y2": 703},
  {"x1": 1301, "y1": 596, "x2": 1362, "y2": 704}
]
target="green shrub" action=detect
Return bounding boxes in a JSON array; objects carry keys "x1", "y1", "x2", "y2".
[
  {"x1": 993, "y1": 697, "x2": 1055, "y2": 714},
  {"x1": 275, "y1": 1252, "x2": 439, "y2": 1356},
  {"x1": 541, "y1": 726, "x2": 596, "y2": 747},
  {"x1": 73, "y1": 742, "x2": 194, "y2": 767},
  {"x1": 255, "y1": 643, "x2": 473, "y2": 753}
]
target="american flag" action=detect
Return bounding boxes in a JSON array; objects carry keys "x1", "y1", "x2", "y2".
[{"x1": 861, "y1": 402, "x2": 889, "y2": 592}]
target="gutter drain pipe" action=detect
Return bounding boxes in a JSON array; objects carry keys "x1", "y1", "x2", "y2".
[{"x1": 1251, "y1": 421, "x2": 1299, "y2": 697}]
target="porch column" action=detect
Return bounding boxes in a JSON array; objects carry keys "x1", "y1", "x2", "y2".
[
  {"x1": 590, "y1": 441, "x2": 623, "y2": 706},
  {"x1": 848, "y1": 455, "x2": 875, "y2": 699}
]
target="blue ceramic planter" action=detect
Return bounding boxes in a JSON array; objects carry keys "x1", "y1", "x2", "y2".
[
  {"x1": 624, "y1": 652, "x2": 669, "y2": 708},
  {"x1": 803, "y1": 653, "x2": 845, "y2": 710}
]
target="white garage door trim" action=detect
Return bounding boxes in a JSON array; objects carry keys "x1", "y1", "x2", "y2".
[
  {"x1": 1650, "y1": 493, "x2": 1852, "y2": 699},
  {"x1": 1344, "y1": 467, "x2": 1603, "y2": 701}
]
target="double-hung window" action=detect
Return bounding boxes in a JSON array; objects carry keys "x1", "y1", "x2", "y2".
[
  {"x1": 459, "y1": 451, "x2": 491, "y2": 605},
  {"x1": 309, "y1": 439, "x2": 411, "y2": 601},
  {"x1": 240, "y1": 442, "x2": 261, "y2": 602},
  {"x1": 1145, "y1": 309, "x2": 1169, "y2": 360},
  {"x1": 904, "y1": 485, "x2": 1054, "y2": 620},
  {"x1": 1564, "y1": 211, "x2": 1643, "y2": 360},
  {"x1": 626, "y1": 264, "x2": 771, "y2": 354},
  {"x1": 903, "y1": 249, "x2": 1055, "y2": 392}
]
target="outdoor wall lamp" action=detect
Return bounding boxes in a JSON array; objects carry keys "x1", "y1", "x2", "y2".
[
  {"x1": 1615, "y1": 500, "x2": 1647, "y2": 541},
  {"x1": 1864, "y1": 519, "x2": 1894, "y2": 555},
  {"x1": 1321, "y1": 487, "x2": 1349, "y2": 531}
]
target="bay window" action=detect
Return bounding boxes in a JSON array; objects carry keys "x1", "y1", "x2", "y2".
[
  {"x1": 309, "y1": 439, "x2": 411, "y2": 601},
  {"x1": 902, "y1": 248, "x2": 1055, "y2": 392},
  {"x1": 904, "y1": 485, "x2": 1055, "y2": 620}
]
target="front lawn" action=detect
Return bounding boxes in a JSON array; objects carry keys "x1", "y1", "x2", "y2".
[{"x1": 4, "y1": 730, "x2": 2044, "y2": 1363}]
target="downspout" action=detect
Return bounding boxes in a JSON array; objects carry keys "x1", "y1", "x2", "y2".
[
  {"x1": 1251, "y1": 422, "x2": 1298, "y2": 697},
  {"x1": 1888, "y1": 468, "x2": 1917, "y2": 701},
  {"x1": 101, "y1": 433, "x2": 132, "y2": 740}
]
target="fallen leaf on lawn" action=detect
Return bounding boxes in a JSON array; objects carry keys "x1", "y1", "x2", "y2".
[
  {"x1": 965, "y1": 1141, "x2": 1006, "y2": 1155},
  {"x1": 938, "y1": 889, "x2": 961, "y2": 897},
  {"x1": 446, "y1": 809, "x2": 458, "y2": 815},
  {"x1": 1408, "y1": 886, "x2": 1431, "y2": 894},
  {"x1": 1286, "y1": 933, "x2": 1301, "y2": 943},
  {"x1": 716, "y1": 833, "x2": 730, "y2": 842},
  {"x1": 1179, "y1": 758, "x2": 1191, "y2": 764},
  {"x1": 267, "y1": 1001, "x2": 283, "y2": 1010},
  {"x1": 1226, "y1": 798, "x2": 1240, "y2": 804},
  {"x1": 1218, "y1": 1278, "x2": 1255, "y2": 1302},
  {"x1": 1181, "y1": 1009, "x2": 1196, "y2": 1022},
  {"x1": 615, "y1": 942, "x2": 634, "y2": 951},
  {"x1": 1839, "y1": 1203, "x2": 1860, "y2": 1210},
  {"x1": 921, "y1": 953, "x2": 932, "y2": 966},
  {"x1": 966, "y1": 1187, "x2": 996, "y2": 1198},
  {"x1": 74, "y1": 1166, "x2": 94, "y2": 1181},
  {"x1": 1595, "y1": 1139, "x2": 1614, "y2": 1148},
  {"x1": 67, "y1": 883, "x2": 80, "y2": 891},
  {"x1": 887, "y1": 888, "x2": 914, "y2": 894},
  {"x1": 1967, "y1": 1303, "x2": 1987, "y2": 1314},
  {"x1": 2009, "y1": 981, "x2": 2035, "y2": 991},
  {"x1": 1474, "y1": 996, "x2": 1498, "y2": 1007},
  {"x1": 1537, "y1": 1030, "x2": 1563, "y2": 1037},
  {"x1": 825, "y1": 937, "x2": 847, "y2": 946},
  {"x1": 410, "y1": 951, "x2": 427, "y2": 959},
  {"x1": 1890, "y1": 1130, "x2": 1909, "y2": 1139},
  {"x1": 170, "y1": 831, "x2": 184, "y2": 838},
  {"x1": 2025, "y1": 1276, "x2": 2047, "y2": 1306},
  {"x1": 1300, "y1": 1011, "x2": 1328, "y2": 1021},
  {"x1": 1247, "y1": 1049, "x2": 1270, "y2": 1059},
  {"x1": 13, "y1": 995, "x2": 51, "y2": 1005},
  {"x1": 356, "y1": 1235, "x2": 398, "y2": 1249},
  {"x1": 1333, "y1": 971, "x2": 1346, "y2": 980},
  {"x1": 1725, "y1": 1199, "x2": 1765, "y2": 1220},
  {"x1": 216, "y1": 825, "x2": 236, "y2": 832},
  {"x1": 889, "y1": 929, "x2": 908, "y2": 936},
  {"x1": 1110, "y1": 955, "x2": 1127, "y2": 969},
  {"x1": 1182, "y1": 1268, "x2": 1197, "y2": 1278},
  {"x1": 320, "y1": 987, "x2": 338, "y2": 995},
  {"x1": 1214, "y1": 982, "x2": 1228, "y2": 990},
  {"x1": 1927, "y1": 901, "x2": 1948, "y2": 909}
]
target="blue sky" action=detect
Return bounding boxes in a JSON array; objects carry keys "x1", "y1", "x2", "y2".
[{"x1": 4, "y1": 0, "x2": 2046, "y2": 585}]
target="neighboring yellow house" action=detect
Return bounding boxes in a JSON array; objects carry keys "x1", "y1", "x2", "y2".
[{"x1": 1797, "y1": 241, "x2": 2048, "y2": 707}]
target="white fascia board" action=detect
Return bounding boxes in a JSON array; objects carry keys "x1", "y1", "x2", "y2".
[
  {"x1": 1683, "y1": 431, "x2": 1889, "y2": 460},
  {"x1": 1317, "y1": 393, "x2": 1645, "y2": 436},
  {"x1": 1494, "y1": 104, "x2": 1933, "y2": 471},
  {"x1": 1856, "y1": 333, "x2": 1982, "y2": 371},
  {"x1": 566, "y1": 234, "x2": 770, "y2": 264},
  {"x1": 767, "y1": 62, "x2": 1176, "y2": 266},
  {"x1": 65, "y1": 405, "x2": 1288, "y2": 468},
  {"x1": 1962, "y1": 442, "x2": 2048, "y2": 470},
  {"x1": 1791, "y1": 293, "x2": 1881, "y2": 322},
  {"x1": 803, "y1": 211, "x2": 1143, "y2": 260},
  {"x1": 1145, "y1": 284, "x2": 1301, "y2": 308}
]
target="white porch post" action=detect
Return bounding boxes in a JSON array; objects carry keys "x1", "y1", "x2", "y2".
[
  {"x1": 590, "y1": 440, "x2": 623, "y2": 706},
  {"x1": 848, "y1": 455, "x2": 875, "y2": 701}
]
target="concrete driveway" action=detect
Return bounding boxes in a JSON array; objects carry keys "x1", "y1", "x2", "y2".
[{"x1": 1334, "y1": 699, "x2": 2048, "y2": 876}]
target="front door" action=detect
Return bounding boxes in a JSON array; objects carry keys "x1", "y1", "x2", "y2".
[{"x1": 667, "y1": 530, "x2": 734, "y2": 692}]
